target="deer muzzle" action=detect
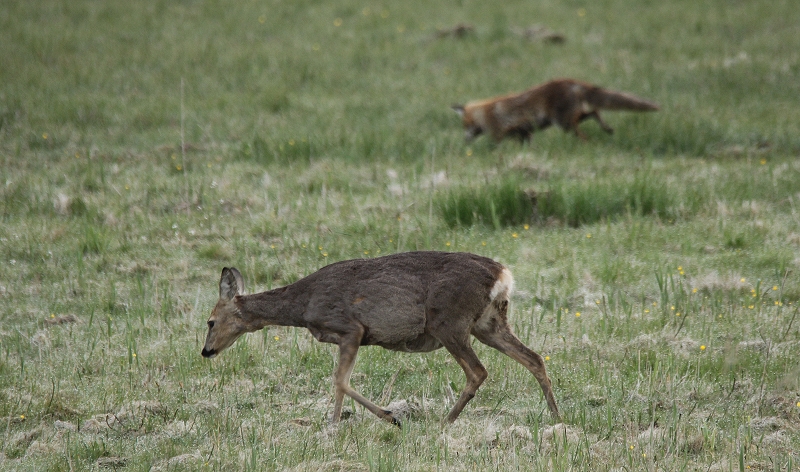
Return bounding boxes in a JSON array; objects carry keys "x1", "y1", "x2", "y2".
[{"x1": 201, "y1": 347, "x2": 217, "y2": 358}]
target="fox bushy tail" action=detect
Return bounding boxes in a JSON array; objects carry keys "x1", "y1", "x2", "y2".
[{"x1": 588, "y1": 88, "x2": 659, "y2": 111}]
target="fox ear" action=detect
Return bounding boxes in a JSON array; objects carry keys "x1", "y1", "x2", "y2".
[
  {"x1": 219, "y1": 267, "x2": 245, "y2": 301},
  {"x1": 451, "y1": 104, "x2": 465, "y2": 117}
]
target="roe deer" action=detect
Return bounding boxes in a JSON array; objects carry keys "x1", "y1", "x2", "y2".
[{"x1": 201, "y1": 251, "x2": 560, "y2": 426}]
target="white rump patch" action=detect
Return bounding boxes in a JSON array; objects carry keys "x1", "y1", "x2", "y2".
[{"x1": 489, "y1": 267, "x2": 514, "y2": 301}]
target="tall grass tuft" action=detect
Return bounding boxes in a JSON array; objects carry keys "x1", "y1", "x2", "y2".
[
  {"x1": 440, "y1": 174, "x2": 679, "y2": 229},
  {"x1": 536, "y1": 174, "x2": 676, "y2": 227},
  {"x1": 439, "y1": 179, "x2": 533, "y2": 228}
]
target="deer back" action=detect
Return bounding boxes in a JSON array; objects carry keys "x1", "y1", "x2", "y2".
[{"x1": 300, "y1": 252, "x2": 504, "y2": 351}]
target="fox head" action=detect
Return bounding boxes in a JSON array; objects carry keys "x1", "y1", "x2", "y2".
[
  {"x1": 201, "y1": 267, "x2": 249, "y2": 358},
  {"x1": 451, "y1": 104, "x2": 483, "y2": 141}
]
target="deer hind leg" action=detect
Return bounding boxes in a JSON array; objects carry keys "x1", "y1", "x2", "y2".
[
  {"x1": 333, "y1": 331, "x2": 400, "y2": 427},
  {"x1": 438, "y1": 334, "x2": 489, "y2": 424},
  {"x1": 472, "y1": 303, "x2": 560, "y2": 420}
]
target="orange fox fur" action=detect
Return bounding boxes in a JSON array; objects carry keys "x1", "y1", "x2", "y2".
[{"x1": 452, "y1": 78, "x2": 659, "y2": 142}]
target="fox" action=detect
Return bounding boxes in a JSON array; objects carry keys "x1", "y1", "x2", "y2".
[{"x1": 452, "y1": 78, "x2": 659, "y2": 143}]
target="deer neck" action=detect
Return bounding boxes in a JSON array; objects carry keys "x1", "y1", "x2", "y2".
[{"x1": 235, "y1": 285, "x2": 308, "y2": 331}]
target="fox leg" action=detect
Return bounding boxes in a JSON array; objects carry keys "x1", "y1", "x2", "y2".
[
  {"x1": 581, "y1": 110, "x2": 614, "y2": 134},
  {"x1": 570, "y1": 120, "x2": 589, "y2": 140},
  {"x1": 508, "y1": 124, "x2": 533, "y2": 143},
  {"x1": 558, "y1": 110, "x2": 590, "y2": 140}
]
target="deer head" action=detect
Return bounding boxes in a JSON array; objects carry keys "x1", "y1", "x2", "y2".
[{"x1": 201, "y1": 267, "x2": 248, "y2": 358}]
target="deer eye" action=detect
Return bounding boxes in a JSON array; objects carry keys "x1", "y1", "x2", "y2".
[{"x1": 207, "y1": 320, "x2": 215, "y2": 329}]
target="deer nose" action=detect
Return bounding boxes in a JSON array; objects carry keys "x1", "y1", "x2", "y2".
[{"x1": 201, "y1": 347, "x2": 216, "y2": 358}]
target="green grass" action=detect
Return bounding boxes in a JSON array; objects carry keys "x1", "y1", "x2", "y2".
[
  {"x1": 439, "y1": 178, "x2": 534, "y2": 228},
  {"x1": 1, "y1": 0, "x2": 800, "y2": 470},
  {"x1": 534, "y1": 171, "x2": 677, "y2": 226}
]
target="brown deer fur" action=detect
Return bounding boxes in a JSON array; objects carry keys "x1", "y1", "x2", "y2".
[{"x1": 202, "y1": 251, "x2": 559, "y2": 426}]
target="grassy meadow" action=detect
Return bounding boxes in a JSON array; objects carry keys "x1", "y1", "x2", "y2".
[{"x1": 2, "y1": 0, "x2": 800, "y2": 470}]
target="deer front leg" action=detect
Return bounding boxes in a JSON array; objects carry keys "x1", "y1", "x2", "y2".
[{"x1": 333, "y1": 332, "x2": 401, "y2": 427}]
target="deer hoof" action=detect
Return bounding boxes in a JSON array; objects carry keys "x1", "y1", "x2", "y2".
[{"x1": 383, "y1": 410, "x2": 401, "y2": 428}]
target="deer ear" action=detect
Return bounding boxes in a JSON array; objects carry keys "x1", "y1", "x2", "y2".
[
  {"x1": 219, "y1": 267, "x2": 245, "y2": 300},
  {"x1": 451, "y1": 104, "x2": 465, "y2": 117}
]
